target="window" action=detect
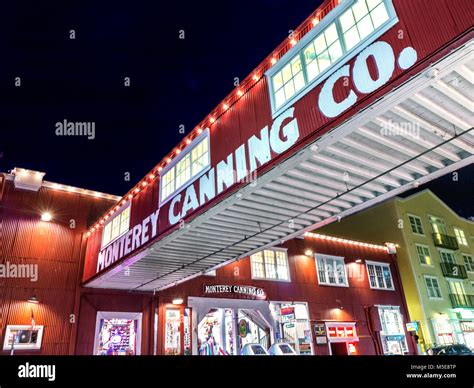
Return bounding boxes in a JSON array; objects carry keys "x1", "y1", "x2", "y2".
[
  {"x1": 340, "y1": 0, "x2": 389, "y2": 50},
  {"x1": 303, "y1": 23, "x2": 343, "y2": 83},
  {"x1": 439, "y1": 250, "x2": 456, "y2": 264},
  {"x1": 454, "y1": 228, "x2": 468, "y2": 246},
  {"x1": 315, "y1": 254, "x2": 348, "y2": 287},
  {"x1": 272, "y1": 56, "x2": 305, "y2": 109},
  {"x1": 447, "y1": 280, "x2": 465, "y2": 296},
  {"x1": 250, "y1": 249, "x2": 290, "y2": 281},
  {"x1": 463, "y1": 254, "x2": 474, "y2": 272},
  {"x1": 429, "y1": 216, "x2": 448, "y2": 235},
  {"x1": 424, "y1": 276, "x2": 442, "y2": 299},
  {"x1": 408, "y1": 214, "x2": 424, "y2": 235},
  {"x1": 366, "y1": 261, "x2": 394, "y2": 290},
  {"x1": 267, "y1": 0, "x2": 397, "y2": 115},
  {"x1": 378, "y1": 306, "x2": 408, "y2": 354},
  {"x1": 102, "y1": 203, "x2": 131, "y2": 247},
  {"x1": 160, "y1": 131, "x2": 210, "y2": 204},
  {"x1": 415, "y1": 244, "x2": 432, "y2": 266}
]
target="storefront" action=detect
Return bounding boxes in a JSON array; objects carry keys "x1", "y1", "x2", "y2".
[{"x1": 160, "y1": 294, "x2": 314, "y2": 356}]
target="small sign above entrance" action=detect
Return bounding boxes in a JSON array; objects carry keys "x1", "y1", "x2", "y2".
[{"x1": 202, "y1": 284, "x2": 266, "y2": 300}]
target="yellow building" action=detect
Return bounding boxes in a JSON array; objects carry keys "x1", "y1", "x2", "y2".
[{"x1": 319, "y1": 189, "x2": 474, "y2": 352}]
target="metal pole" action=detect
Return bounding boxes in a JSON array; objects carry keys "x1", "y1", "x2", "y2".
[{"x1": 232, "y1": 309, "x2": 239, "y2": 355}]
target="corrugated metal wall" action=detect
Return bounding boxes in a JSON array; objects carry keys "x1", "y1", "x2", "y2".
[{"x1": 0, "y1": 177, "x2": 116, "y2": 355}]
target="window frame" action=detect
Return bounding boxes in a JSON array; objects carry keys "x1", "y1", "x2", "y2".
[
  {"x1": 265, "y1": 0, "x2": 398, "y2": 118},
  {"x1": 462, "y1": 254, "x2": 474, "y2": 273},
  {"x1": 407, "y1": 214, "x2": 425, "y2": 236},
  {"x1": 159, "y1": 128, "x2": 210, "y2": 206},
  {"x1": 424, "y1": 275, "x2": 443, "y2": 300},
  {"x1": 453, "y1": 227, "x2": 468, "y2": 246},
  {"x1": 101, "y1": 201, "x2": 131, "y2": 249},
  {"x1": 438, "y1": 248, "x2": 457, "y2": 264},
  {"x1": 315, "y1": 254, "x2": 349, "y2": 287},
  {"x1": 415, "y1": 243, "x2": 433, "y2": 267},
  {"x1": 428, "y1": 215, "x2": 448, "y2": 235},
  {"x1": 250, "y1": 248, "x2": 291, "y2": 282},
  {"x1": 365, "y1": 260, "x2": 395, "y2": 291}
]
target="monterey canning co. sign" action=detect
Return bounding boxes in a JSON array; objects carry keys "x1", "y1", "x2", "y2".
[{"x1": 95, "y1": 38, "x2": 417, "y2": 275}]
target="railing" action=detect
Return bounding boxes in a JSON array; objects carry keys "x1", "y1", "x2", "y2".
[
  {"x1": 440, "y1": 262, "x2": 468, "y2": 279},
  {"x1": 449, "y1": 294, "x2": 474, "y2": 308},
  {"x1": 432, "y1": 233, "x2": 459, "y2": 250}
]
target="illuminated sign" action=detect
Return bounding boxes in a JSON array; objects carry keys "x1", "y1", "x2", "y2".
[
  {"x1": 168, "y1": 107, "x2": 299, "y2": 225},
  {"x1": 405, "y1": 322, "x2": 419, "y2": 332},
  {"x1": 202, "y1": 284, "x2": 266, "y2": 299},
  {"x1": 97, "y1": 209, "x2": 160, "y2": 273},
  {"x1": 326, "y1": 323, "x2": 358, "y2": 342}
]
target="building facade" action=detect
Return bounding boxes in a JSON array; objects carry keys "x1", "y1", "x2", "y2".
[
  {"x1": 1, "y1": 0, "x2": 472, "y2": 356},
  {"x1": 319, "y1": 190, "x2": 474, "y2": 351},
  {"x1": 0, "y1": 169, "x2": 161, "y2": 356},
  {"x1": 0, "y1": 170, "x2": 415, "y2": 355},
  {"x1": 156, "y1": 233, "x2": 415, "y2": 356}
]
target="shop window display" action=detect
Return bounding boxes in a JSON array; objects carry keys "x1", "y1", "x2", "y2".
[
  {"x1": 165, "y1": 308, "x2": 182, "y2": 355},
  {"x1": 271, "y1": 302, "x2": 313, "y2": 355},
  {"x1": 378, "y1": 306, "x2": 408, "y2": 354},
  {"x1": 95, "y1": 315, "x2": 140, "y2": 356}
]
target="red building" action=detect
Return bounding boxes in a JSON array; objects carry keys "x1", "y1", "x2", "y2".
[
  {"x1": 157, "y1": 234, "x2": 415, "y2": 356},
  {"x1": 1, "y1": 0, "x2": 472, "y2": 356}
]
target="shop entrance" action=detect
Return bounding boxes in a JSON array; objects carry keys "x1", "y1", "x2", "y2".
[
  {"x1": 197, "y1": 308, "x2": 271, "y2": 355},
  {"x1": 330, "y1": 342, "x2": 348, "y2": 355},
  {"x1": 188, "y1": 297, "x2": 313, "y2": 355}
]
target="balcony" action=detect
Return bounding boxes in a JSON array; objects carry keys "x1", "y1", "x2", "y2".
[
  {"x1": 440, "y1": 262, "x2": 468, "y2": 279},
  {"x1": 449, "y1": 294, "x2": 474, "y2": 309},
  {"x1": 432, "y1": 233, "x2": 459, "y2": 250}
]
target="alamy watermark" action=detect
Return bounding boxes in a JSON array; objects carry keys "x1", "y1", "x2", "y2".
[
  {"x1": 55, "y1": 119, "x2": 95, "y2": 140},
  {"x1": 0, "y1": 261, "x2": 38, "y2": 282},
  {"x1": 380, "y1": 119, "x2": 420, "y2": 139}
]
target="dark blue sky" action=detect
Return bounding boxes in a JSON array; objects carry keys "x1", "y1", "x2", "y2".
[{"x1": 1, "y1": 0, "x2": 472, "y2": 218}]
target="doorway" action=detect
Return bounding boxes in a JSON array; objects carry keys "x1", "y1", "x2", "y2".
[{"x1": 330, "y1": 342, "x2": 348, "y2": 355}]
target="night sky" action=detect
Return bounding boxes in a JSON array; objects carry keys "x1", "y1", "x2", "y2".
[{"x1": 1, "y1": 1, "x2": 473, "y2": 217}]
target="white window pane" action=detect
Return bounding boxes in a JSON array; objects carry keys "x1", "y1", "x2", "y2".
[
  {"x1": 328, "y1": 41, "x2": 343, "y2": 62},
  {"x1": 291, "y1": 56, "x2": 302, "y2": 75},
  {"x1": 344, "y1": 26, "x2": 360, "y2": 50},
  {"x1": 318, "y1": 55, "x2": 331, "y2": 73},
  {"x1": 284, "y1": 82, "x2": 295, "y2": 100},
  {"x1": 272, "y1": 72, "x2": 283, "y2": 91},
  {"x1": 324, "y1": 23, "x2": 339, "y2": 45},
  {"x1": 367, "y1": 0, "x2": 383, "y2": 11},
  {"x1": 275, "y1": 89, "x2": 285, "y2": 108},
  {"x1": 119, "y1": 206, "x2": 130, "y2": 234},
  {"x1": 357, "y1": 14, "x2": 374, "y2": 40},
  {"x1": 314, "y1": 34, "x2": 327, "y2": 54},
  {"x1": 352, "y1": 0, "x2": 369, "y2": 21},
  {"x1": 306, "y1": 61, "x2": 319, "y2": 81},
  {"x1": 282, "y1": 64, "x2": 292, "y2": 83},
  {"x1": 293, "y1": 72, "x2": 305, "y2": 92},
  {"x1": 371, "y1": 3, "x2": 389, "y2": 29},
  {"x1": 340, "y1": 9, "x2": 356, "y2": 32},
  {"x1": 103, "y1": 223, "x2": 112, "y2": 245},
  {"x1": 304, "y1": 44, "x2": 316, "y2": 63}
]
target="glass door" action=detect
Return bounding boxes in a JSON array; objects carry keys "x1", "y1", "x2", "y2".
[{"x1": 164, "y1": 307, "x2": 182, "y2": 355}]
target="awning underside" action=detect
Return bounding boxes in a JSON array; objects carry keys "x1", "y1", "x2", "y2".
[{"x1": 86, "y1": 42, "x2": 473, "y2": 292}]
